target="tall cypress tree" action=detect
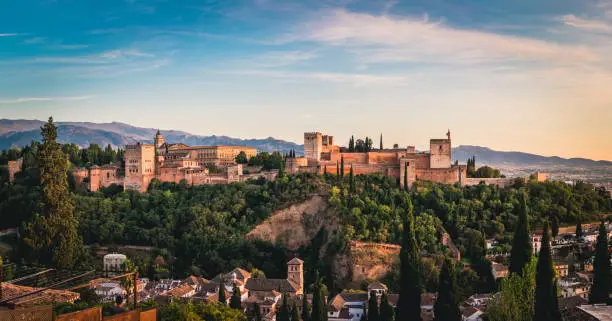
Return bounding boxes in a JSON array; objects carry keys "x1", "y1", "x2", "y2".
[
  {"x1": 311, "y1": 272, "x2": 328, "y2": 321},
  {"x1": 380, "y1": 134, "x2": 383, "y2": 150},
  {"x1": 575, "y1": 220, "x2": 583, "y2": 241},
  {"x1": 434, "y1": 257, "x2": 461, "y2": 321},
  {"x1": 218, "y1": 284, "x2": 227, "y2": 305},
  {"x1": 403, "y1": 162, "x2": 408, "y2": 191},
  {"x1": 396, "y1": 198, "x2": 422, "y2": 321},
  {"x1": 589, "y1": 221, "x2": 611, "y2": 304},
  {"x1": 349, "y1": 136, "x2": 355, "y2": 152},
  {"x1": 230, "y1": 285, "x2": 242, "y2": 309},
  {"x1": 534, "y1": 222, "x2": 562, "y2": 321},
  {"x1": 368, "y1": 291, "x2": 379, "y2": 321},
  {"x1": 336, "y1": 161, "x2": 340, "y2": 179},
  {"x1": 349, "y1": 166, "x2": 356, "y2": 193},
  {"x1": 323, "y1": 166, "x2": 327, "y2": 177},
  {"x1": 301, "y1": 293, "x2": 311, "y2": 321},
  {"x1": 340, "y1": 155, "x2": 345, "y2": 179},
  {"x1": 509, "y1": 192, "x2": 532, "y2": 276},
  {"x1": 277, "y1": 293, "x2": 291, "y2": 321},
  {"x1": 292, "y1": 302, "x2": 300, "y2": 321},
  {"x1": 379, "y1": 292, "x2": 394, "y2": 321},
  {"x1": 24, "y1": 117, "x2": 81, "y2": 269}
]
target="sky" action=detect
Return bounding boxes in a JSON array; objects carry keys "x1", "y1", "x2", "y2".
[{"x1": 1, "y1": 0, "x2": 611, "y2": 160}]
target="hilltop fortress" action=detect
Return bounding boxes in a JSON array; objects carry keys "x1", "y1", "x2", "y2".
[
  {"x1": 288, "y1": 130, "x2": 470, "y2": 188},
  {"x1": 72, "y1": 131, "x2": 274, "y2": 192}
]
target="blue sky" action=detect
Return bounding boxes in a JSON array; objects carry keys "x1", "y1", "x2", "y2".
[{"x1": 1, "y1": 0, "x2": 611, "y2": 160}]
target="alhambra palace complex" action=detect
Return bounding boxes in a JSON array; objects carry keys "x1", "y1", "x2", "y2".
[{"x1": 8, "y1": 129, "x2": 522, "y2": 191}]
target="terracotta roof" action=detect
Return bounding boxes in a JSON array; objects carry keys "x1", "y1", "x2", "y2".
[
  {"x1": 287, "y1": 258, "x2": 304, "y2": 265},
  {"x1": 329, "y1": 295, "x2": 346, "y2": 312},
  {"x1": 1, "y1": 282, "x2": 80, "y2": 307},
  {"x1": 367, "y1": 282, "x2": 388, "y2": 290},
  {"x1": 164, "y1": 283, "x2": 194, "y2": 297},
  {"x1": 246, "y1": 278, "x2": 300, "y2": 293}
]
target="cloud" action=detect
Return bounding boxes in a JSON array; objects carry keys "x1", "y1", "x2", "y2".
[
  {"x1": 560, "y1": 14, "x2": 612, "y2": 32},
  {"x1": 99, "y1": 49, "x2": 154, "y2": 59},
  {"x1": 252, "y1": 50, "x2": 318, "y2": 67},
  {"x1": 296, "y1": 9, "x2": 600, "y2": 65},
  {"x1": 0, "y1": 95, "x2": 96, "y2": 104},
  {"x1": 49, "y1": 44, "x2": 89, "y2": 50},
  {"x1": 0, "y1": 33, "x2": 20, "y2": 37},
  {"x1": 227, "y1": 69, "x2": 408, "y2": 86},
  {"x1": 23, "y1": 37, "x2": 47, "y2": 44}
]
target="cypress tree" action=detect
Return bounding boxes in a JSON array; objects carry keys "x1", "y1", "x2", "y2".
[
  {"x1": 509, "y1": 192, "x2": 532, "y2": 276},
  {"x1": 551, "y1": 216, "x2": 559, "y2": 239},
  {"x1": 434, "y1": 257, "x2": 461, "y2": 321},
  {"x1": 301, "y1": 293, "x2": 311, "y2": 321},
  {"x1": 589, "y1": 221, "x2": 611, "y2": 304},
  {"x1": 575, "y1": 220, "x2": 583, "y2": 241},
  {"x1": 349, "y1": 166, "x2": 356, "y2": 193},
  {"x1": 230, "y1": 285, "x2": 242, "y2": 309},
  {"x1": 292, "y1": 302, "x2": 300, "y2": 321},
  {"x1": 24, "y1": 117, "x2": 81, "y2": 269},
  {"x1": 218, "y1": 284, "x2": 226, "y2": 305},
  {"x1": 396, "y1": 198, "x2": 422, "y2": 321},
  {"x1": 311, "y1": 272, "x2": 328, "y2": 321},
  {"x1": 324, "y1": 165, "x2": 327, "y2": 177},
  {"x1": 277, "y1": 293, "x2": 291, "y2": 321},
  {"x1": 349, "y1": 136, "x2": 355, "y2": 152},
  {"x1": 403, "y1": 162, "x2": 408, "y2": 191},
  {"x1": 379, "y1": 292, "x2": 394, "y2": 321},
  {"x1": 336, "y1": 161, "x2": 340, "y2": 180},
  {"x1": 340, "y1": 155, "x2": 345, "y2": 179},
  {"x1": 368, "y1": 291, "x2": 379, "y2": 321},
  {"x1": 380, "y1": 134, "x2": 383, "y2": 150},
  {"x1": 252, "y1": 303, "x2": 262, "y2": 321},
  {"x1": 534, "y1": 222, "x2": 562, "y2": 321}
]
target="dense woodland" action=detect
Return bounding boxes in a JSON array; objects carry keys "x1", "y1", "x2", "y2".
[{"x1": 1, "y1": 127, "x2": 610, "y2": 298}]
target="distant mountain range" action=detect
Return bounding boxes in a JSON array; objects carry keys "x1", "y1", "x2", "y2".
[
  {"x1": 0, "y1": 119, "x2": 302, "y2": 154},
  {"x1": 1, "y1": 119, "x2": 610, "y2": 183}
]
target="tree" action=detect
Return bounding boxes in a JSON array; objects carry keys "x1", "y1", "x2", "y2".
[
  {"x1": 589, "y1": 221, "x2": 611, "y2": 304},
  {"x1": 120, "y1": 259, "x2": 137, "y2": 300},
  {"x1": 534, "y1": 222, "x2": 562, "y2": 321},
  {"x1": 230, "y1": 285, "x2": 242, "y2": 310},
  {"x1": 403, "y1": 163, "x2": 408, "y2": 191},
  {"x1": 510, "y1": 192, "x2": 532, "y2": 276},
  {"x1": 235, "y1": 151, "x2": 248, "y2": 164},
  {"x1": 218, "y1": 284, "x2": 227, "y2": 305},
  {"x1": 379, "y1": 134, "x2": 383, "y2": 150},
  {"x1": 349, "y1": 136, "x2": 355, "y2": 152},
  {"x1": 23, "y1": 117, "x2": 81, "y2": 269},
  {"x1": 368, "y1": 291, "x2": 379, "y2": 321},
  {"x1": 277, "y1": 293, "x2": 291, "y2": 321},
  {"x1": 575, "y1": 220, "x2": 583, "y2": 241},
  {"x1": 311, "y1": 272, "x2": 327, "y2": 321},
  {"x1": 379, "y1": 292, "x2": 394, "y2": 321},
  {"x1": 433, "y1": 257, "x2": 461, "y2": 321},
  {"x1": 340, "y1": 155, "x2": 345, "y2": 179},
  {"x1": 336, "y1": 161, "x2": 340, "y2": 178},
  {"x1": 396, "y1": 198, "x2": 422, "y2": 321},
  {"x1": 291, "y1": 302, "x2": 300, "y2": 321},
  {"x1": 551, "y1": 217, "x2": 559, "y2": 238},
  {"x1": 301, "y1": 292, "x2": 311, "y2": 321},
  {"x1": 486, "y1": 260, "x2": 537, "y2": 321},
  {"x1": 349, "y1": 166, "x2": 356, "y2": 193}
]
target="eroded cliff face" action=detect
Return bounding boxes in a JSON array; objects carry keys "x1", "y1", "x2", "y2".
[{"x1": 245, "y1": 195, "x2": 336, "y2": 251}]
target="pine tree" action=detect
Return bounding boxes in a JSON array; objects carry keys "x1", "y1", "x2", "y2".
[
  {"x1": 534, "y1": 222, "x2": 562, "y2": 321},
  {"x1": 277, "y1": 293, "x2": 291, "y2": 321},
  {"x1": 396, "y1": 198, "x2": 422, "y2": 321},
  {"x1": 218, "y1": 284, "x2": 227, "y2": 305},
  {"x1": 368, "y1": 291, "x2": 379, "y2": 321},
  {"x1": 311, "y1": 272, "x2": 328, "y2": 321},
  {"x1": 301, "y1": 293, "x2": 311, "y2": 321},
  {"x1": 24, "y1": 117, "x2": 81, "y2": 269},
  {"x1": 434, "y1": 257, "x2": 461, "y2": 321},
  {"x1": 509, "y1": 192, "x2": 532, "y2": 276},
  {"x1": 340, "y1": 155, "x2": 345, "y2": 179},
  {"x1": 589, "y1": 221, "x2": 611, "y2": 304},
  {"x1": 380, "y1": 134, "x2": 383, "y2": 150},
  {"x1": 230, "y1": 285, "x2": 242, "y2": 309},
  {"x1": 379, "y1": 292, "x2": 394, "y2": 321},
  {"x1": 292, "y1": 302, "x2": 301, "y2": 321}
]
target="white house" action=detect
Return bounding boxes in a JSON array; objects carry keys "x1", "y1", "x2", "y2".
[
  {"x1": 103, "y1": 253, "x2": 127, "y2": 272},
  {"x1": 95, "y1": 282, "x2": 125, "y2": 302}
]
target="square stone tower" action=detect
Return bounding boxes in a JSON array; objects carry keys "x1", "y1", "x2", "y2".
[
  {"x1": 429, "y1": 139, "x2": 452, "y2": 169},
  {"x1": 304, "y1": 132, "x2": 323, "y2": 162},
  {"x1": 287, "y1": 258, "x2": 304, "y2": 294}
]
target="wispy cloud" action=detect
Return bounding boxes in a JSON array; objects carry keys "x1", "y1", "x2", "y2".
[
  {"x1": 49, "y1": 44, "x2": 90, "y2": 50},
  {"x1": 99, "y1": 49, "x2": 154, "y2": 59},
  {"x1": 0, "y1": 95, "x2": 96, "y2": 104},
  {"x1": 227, "y1": 69, "x2": 408, "y2": 86},
  {"x1": 251, "y1": 50, "x2": 318, "y2": 67},
  {"x1": 560, "y1": 14, "x2": 612, "y2": 32},
  {"x1": 23, "y1": 37, "x2": 47, "y2": 44},
  {"x1": 0, "y1": 33, "x2": 21, "y2": 37},
  {"x1": 296, "y1": 9, "x2": 600, "y2": 65}
]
